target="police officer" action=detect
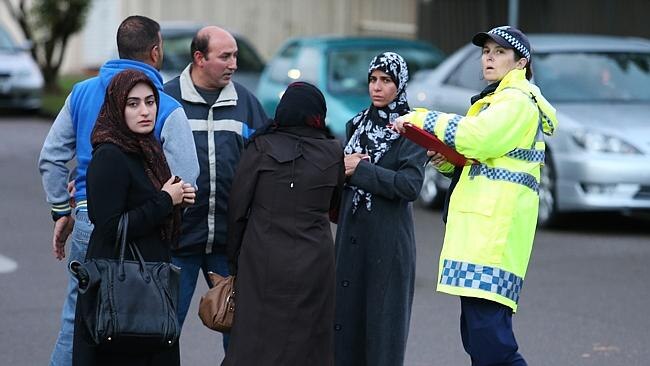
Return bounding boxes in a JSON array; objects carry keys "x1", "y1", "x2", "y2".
[{"x1": 394, "y1": 26, "x2": 559, "y2": 365}]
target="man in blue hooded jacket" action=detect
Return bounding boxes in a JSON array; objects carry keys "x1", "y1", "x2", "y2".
[{"x1": 38, "y1": 15, "x2": 199, "y2": 366}]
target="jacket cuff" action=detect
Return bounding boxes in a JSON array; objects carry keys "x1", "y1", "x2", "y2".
[
  {"x1": 51, "y1": 201, "x2": 72, "y2": 222},
  {"x1": 437, "y1": 162, "x2": 456, "y2": 175}
]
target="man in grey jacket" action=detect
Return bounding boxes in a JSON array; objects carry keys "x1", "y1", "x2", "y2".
[{"x1": 38, "y1": 15, "x2": 199, "y2": 366}]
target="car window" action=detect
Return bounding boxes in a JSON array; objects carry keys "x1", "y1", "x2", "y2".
[
  {"x1": 236, "y1": 38, "x2": 264, "y2": 72},
  {"x1": 293, "y1": 47, "x2": 320, "y2": 84},
  {"x1": 534, "y1": 52, "x2": 650, "y2": 102},
  {"x1": 402, "y1": 47, "x2": 445, "y2": 74},
  {"x1": 268, "y1": 43, "x2": 299, "y2": 83},
  {"x1": 327, "y1": 46, "x2": 444, "y2": 94},
  {"x1": 444, "y1": 50, "x2": 483, "y2": 91},
  {"x1": 268, "y1": 44, "x2": 319, "y2": 84}
]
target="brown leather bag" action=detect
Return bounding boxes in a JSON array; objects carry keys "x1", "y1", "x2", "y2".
[{"x1": 198, "y1": 272, "x2": 235, "y2": 333}]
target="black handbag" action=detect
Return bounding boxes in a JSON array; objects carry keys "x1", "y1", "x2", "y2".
[{"x1": 70, "y1": 213, "x2": 181, "y2": 351}]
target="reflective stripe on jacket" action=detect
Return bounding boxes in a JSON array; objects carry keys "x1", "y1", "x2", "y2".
[
  {"x1": 409, "y1": 68, "x2": 558, "y2": 311},
  {"x1": 164, "y1": 64, "x2": 268, "y2": 254}
]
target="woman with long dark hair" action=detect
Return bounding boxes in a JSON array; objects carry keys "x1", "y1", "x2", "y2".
[{"x1": 73, "y1": 69, "x2": 195, "y2": 366}]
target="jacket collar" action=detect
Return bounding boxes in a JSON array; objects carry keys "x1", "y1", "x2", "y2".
[
  {"x1": 471, "y1": 80, "x2": 500, "y2": 105},
  {"x1": 100, "y1": 59, "x2": 164, "y2": 91},
  {"x1": 493, "y1": 68, "x2": 558, "y2": 136},
  {"x1": 495, "y1": 68, "x2": 526, "y2": 93},
  {"x1": 179, "y1": 64, "x2": 238, "y2": 107}
]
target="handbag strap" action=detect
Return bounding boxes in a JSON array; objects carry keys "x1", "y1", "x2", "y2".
[
  {"x1": 128, "y1": 242, "x2": 151, "y2": 282},
  {"x1": 117, "y1": 212, "x2": 129, "y2": 280},
  {"x1": 115, "y1": 212, "x2": 153, "y2": 283}
]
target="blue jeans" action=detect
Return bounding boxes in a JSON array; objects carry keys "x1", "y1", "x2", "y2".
[
  {"x1": 50, "y1": 209, "x2": 92, "y2": 366},
  {"x1": 172, "y1": 250, "x2": 230, "y2": 350},
  {"x1": 460, "y1": 296, "x2": 528, "y2": 366}
]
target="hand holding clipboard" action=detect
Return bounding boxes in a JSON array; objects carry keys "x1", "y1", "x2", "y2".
[{"x1": 396, "y1": 122, "x2": 469, "y2": 167}]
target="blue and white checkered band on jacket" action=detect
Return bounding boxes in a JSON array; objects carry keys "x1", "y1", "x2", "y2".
[
  {"x1": 489, "y1": 27, "x2": 531, "y2": 60},
  {"x1": 440, "y1": 259, "x2": 524, "y2": 304}
]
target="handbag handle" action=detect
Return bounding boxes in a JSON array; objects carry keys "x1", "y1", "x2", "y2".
[
  {"x1": 128, "y1": 242, "x2": 151, "y2": 283},
  {"x1": 116, "y1": 213, "x2": 129, "y2": 281},
  {"x1": 115, "y1": 212, "x2": 152, "y2": 282}
]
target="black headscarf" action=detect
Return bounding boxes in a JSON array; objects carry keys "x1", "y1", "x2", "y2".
[
  {"x1": 344, "y1": 51, "x2": 410, "y2": 212},
  {"x1": 91, "y1": 69, "x2": 180, "y2": 243},
  {"x1": 275, "y1": 82, "x2": 326, "y2": 128},
  {"x1": 252, "y1": 81, "x2": 329, "y2": 139}
]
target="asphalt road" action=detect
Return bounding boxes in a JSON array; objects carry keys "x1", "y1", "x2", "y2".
[{"x1": 1, "y1": 116, "x2": 649, "y2": 365}]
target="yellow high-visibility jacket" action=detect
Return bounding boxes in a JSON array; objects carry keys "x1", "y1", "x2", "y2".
[{"x1": 407, "y1": 68, "x2": 558, "y2": 311}]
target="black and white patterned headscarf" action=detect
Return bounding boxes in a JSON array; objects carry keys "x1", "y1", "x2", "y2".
[{"x1": 344, "y1": 51, "x2": 410, "y2": 212}]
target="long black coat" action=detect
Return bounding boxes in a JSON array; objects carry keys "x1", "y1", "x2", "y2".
[
  {"x1": 74, "y1": 143, "x2": 179, "y2": 366},
  {"x1": 334, "y1": 135, "x2": 426, "y2": 366},
  {"x1": 223, "y1": 128, "x2": 344, "y2": 366}
]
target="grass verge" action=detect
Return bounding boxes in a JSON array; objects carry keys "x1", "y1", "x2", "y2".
[{"x1": 41, "y1": 74, "x2": 89, "y2": 118}]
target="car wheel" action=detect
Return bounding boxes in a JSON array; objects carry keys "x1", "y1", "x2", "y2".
[
  {"x1": 538, "y1": 151, "x2": 559, "y2": 228},
  {"x1": 419, "y1": 165, "x2": 443, "y2": 208}
]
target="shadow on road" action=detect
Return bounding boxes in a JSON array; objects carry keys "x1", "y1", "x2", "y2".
[
  {"x1": 421, "y1": 205, "x2": 649, "y2": 236},
  {"x1": 0, "y1": 111, "x2": 51, "y2": 124},
  {"x1": 541, "y1": 212, "x2": 649, "y2": 235}
]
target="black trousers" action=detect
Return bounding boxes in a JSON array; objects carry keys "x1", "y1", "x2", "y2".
[{"x1": 460, "y1": 296, "x2": 527, "y2": 366}]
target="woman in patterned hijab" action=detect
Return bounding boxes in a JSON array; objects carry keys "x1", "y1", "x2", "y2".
[
  {"x1": 344, "y1": 51, "x2": 411, "y2": 212},
  {"x1": 334, "y1": 52, "x2": 427, "y2": 366}
]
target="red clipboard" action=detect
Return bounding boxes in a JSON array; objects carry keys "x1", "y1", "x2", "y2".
[{"x1": 401, "y1": 123, "x2": 468, "y2": 167}]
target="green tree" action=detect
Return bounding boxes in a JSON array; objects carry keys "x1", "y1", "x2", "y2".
[{"x1": 2, "y1": 0, "x2": 92, "y2": 91}]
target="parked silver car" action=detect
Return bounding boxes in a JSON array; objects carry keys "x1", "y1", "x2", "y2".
[
  {"x1": 408, "y1": 34, "x2": 650, "y2": 226},
  {"x1": 0, "y1": 24, "x2": 43, "y2": 111}
]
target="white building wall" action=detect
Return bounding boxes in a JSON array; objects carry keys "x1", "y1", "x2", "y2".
[{"x1": 3, "y1": 0, "x2": 417, "y2": 74}]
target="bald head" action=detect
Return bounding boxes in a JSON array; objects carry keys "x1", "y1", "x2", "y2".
[
  {"x1": 191, "y1": 26, "x2": 235, "y2": 58},
  {"x1": 190, "y1": 26, "x2": 238, "y2": 89}
]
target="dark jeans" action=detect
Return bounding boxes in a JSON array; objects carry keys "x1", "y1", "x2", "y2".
[
  {"x1": 172, "y1": 251, "x2": 230, "y2": 350},
  {"x1": 460, "y1": 296, "x2": 527, "y2": 366}
]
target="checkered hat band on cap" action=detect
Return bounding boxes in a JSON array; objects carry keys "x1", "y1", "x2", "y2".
[{"x1": 489, "y1": 28, "x2": 530, "y2": 60}]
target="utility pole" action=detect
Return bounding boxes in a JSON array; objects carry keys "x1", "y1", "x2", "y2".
[{"x1": 508, "y1": 0, "x2": 520, "y2": 27}]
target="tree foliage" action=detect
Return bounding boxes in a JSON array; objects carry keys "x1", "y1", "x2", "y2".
[{"x1": 2, "y1": 0, "x2": 92, "y2": 91}]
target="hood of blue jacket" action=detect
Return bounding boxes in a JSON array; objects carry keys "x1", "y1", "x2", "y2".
[{"x1": 98, "y1": 59, "x2": 164, "y2": 91}]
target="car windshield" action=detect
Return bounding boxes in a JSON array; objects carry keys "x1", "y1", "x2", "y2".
[
  {"x1": 0, "y1": 28, "x2": 17, "y2": 51},
  {"x1": 161, "y1": 34, "x2": 194, "y2": 72},
  {"x1": 328, "y1": 47, "x2": 443, "y2": 94},
  {"x1": 534, "y1": 52, "x2": 650, "y2": 102}
]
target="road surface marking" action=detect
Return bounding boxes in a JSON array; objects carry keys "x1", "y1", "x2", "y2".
[{"x1": 0, "y1": 254, "x2": 18, "y2": 273}]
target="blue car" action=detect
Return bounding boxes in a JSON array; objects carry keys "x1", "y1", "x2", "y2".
[{"x1": 256, "y1": 36, "x2": 444, "y2": 139}]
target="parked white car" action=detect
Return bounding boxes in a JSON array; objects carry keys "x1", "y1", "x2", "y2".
[
  {"x1": 0, "y1": 24, "x2": 43, "y2": 111},
  {"x1": 408, "y1": 34, "x2": 650, "y2": 226}
]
